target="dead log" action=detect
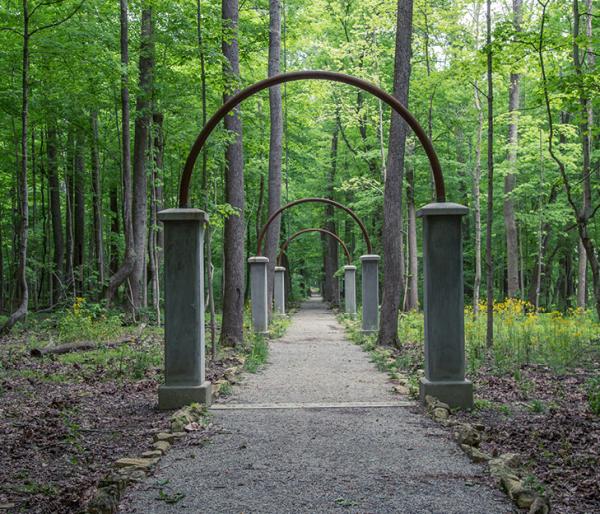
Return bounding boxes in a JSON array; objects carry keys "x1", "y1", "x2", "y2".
[{"x1": 30, "y1": 336, "x2": 135, "y2": 357}]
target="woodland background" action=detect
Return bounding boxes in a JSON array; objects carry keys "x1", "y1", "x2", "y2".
[{"x1": 0, "y1": 0, "x2": 598, "y2": 341}]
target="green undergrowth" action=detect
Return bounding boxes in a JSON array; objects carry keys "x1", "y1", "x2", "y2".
[
  {"x1": 338, "y1": 312, "x2": 420, "y2": 398},
  {"x1": 241, "y1": 310, "x2": 293, "y2": 374}
]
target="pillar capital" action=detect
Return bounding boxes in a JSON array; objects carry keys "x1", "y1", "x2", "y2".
[
  {"x1": 343, "y1": 265, "x2": 357, "y2": 271},
  {"x1": 416, "y1": 202, "x2": 468, "y2": 218},
  {"x1": 248, "y1": 256, "x2": 269, "y2": 264},
  {"x1": 158, "y1": 208, "x2": 207, "y2": 222},
  {"x1": 360, "y1": 254, "x2": 380, "y2": 262},
  {"x1": 274, "y1": 266, "x2": 286, "y2": 272}
]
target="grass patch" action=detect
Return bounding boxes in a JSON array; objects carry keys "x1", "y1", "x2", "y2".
[
  {"x1": 269, "y1": 314, "x2": 291, "y2": 339},
  {"x1": 244, "y1": 335, "x2": 269, "y2": 373}
]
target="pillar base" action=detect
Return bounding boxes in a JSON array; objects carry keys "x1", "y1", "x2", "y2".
[
  {"x1": 158, "y1": 381, "x2": 212, "y2": 410},
  {"x1": 419, "y1": 378, "x2": 473, "y2": 410}
]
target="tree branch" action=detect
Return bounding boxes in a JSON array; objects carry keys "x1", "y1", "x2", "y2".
[{"x1": 29, "y1": 0, "x2": 84, "y2": 37}]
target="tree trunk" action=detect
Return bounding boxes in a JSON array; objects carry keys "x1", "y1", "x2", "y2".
[
  {"x1": 196, "y1": 0, "x2": 216, "y2": 354},
  {"x1": 64, "y1": 129, "x2": 75, "y2": 294},
  {"x1": 106, "y1": 0, "x2": 136, "y2": 304},
  {"x1": 538, "y1": 0, "x2": 600, "y2": 318},
  {"x1": 473, "y1": 82, "x2": 483, "y2": 315},
  {"x1": 485, "y1": 0, "x2": 494, "y2": 348},
  {"x1": 90, "y1": 111, "x2": 105, "y2": 289},
  {"x1": 109, "y1": 185, "x2": 120, "y2": 276},
  {"x1": 73, "y1": 132, "x2": 85, "y2": 295},
  {"x1": 220, "y1": 0, "x2": 245, "y2": 347},
  {"x1": 131, "y1": 5, "x2": 154, "y2": 313},
  {"x1": 47, "y1": 124, "x2": 64, "y2": 304},
  {"x1": 0, "y1": 217, "x2": 4, "y2": 313},
  {"x1": 2, "y1": 0, "x2": 30, "y2": 333},
  {"x1": 574, "y1": 0, "x2": 592, "y2": 309},
  {"x1": 504, "y1": 0, "x2": 521, "y2": 299},
  {"x1": 378, "y1": 0, "x2": 413, "y2": 348},
  {"x1": 150, "y1": 112, "x2": 164, "y2": 323},
  {"x1": 324, "y1": 124, "x2": 339, "y2": 306},
  {"x1": 264, "y1": 0, "x2": 283, "y2": 315},
  {"x1": 405, "y1": 145, "x2": 418, "y2": 311}
]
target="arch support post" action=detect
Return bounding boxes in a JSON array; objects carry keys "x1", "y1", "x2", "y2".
[
  {"x1": 417, "y1": 203, "x2": 473, "y2": 409},
  {"x1": 274, "y1": 266, "x2": 286, "y2": 314},
  {"x1": 158, "y1": 209, "x2": 211, "y2": 409},
  {"x1": 344, "y1": 265, "x2": 357, "y2": 316},
  {"x1": 360, "y1": 255, "x2": 380, "y2": 332},
  {"x1": 249, "y1": 256, "x2": 269, "y2": 333}
]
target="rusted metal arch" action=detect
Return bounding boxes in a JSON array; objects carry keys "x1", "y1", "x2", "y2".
[
  {"x1": 277, "y1": 228, "x2": 352, "y2": 266},
  {"x1": 257, "y1": 198, "x2": 371, "y2": 255},
  {"x1": 178, "y1": 70, "x2": 446, "y2": 207}
]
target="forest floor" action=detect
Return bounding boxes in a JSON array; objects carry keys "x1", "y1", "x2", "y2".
[
  {"x1": 359, "y1": 335, "x2": 600, "y2": 514},
  {"x1": 0, "y1": 323, "x2": 241, "y2": 514}
]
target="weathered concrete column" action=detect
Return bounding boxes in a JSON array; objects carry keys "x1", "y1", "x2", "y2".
[
  {"x1": 249, "y1": 256, "x2": 269, "y2": 333},
  {"x1": 344, "y1": 265, "x2": 357, "y2": 316},
  {"x1": 274, "y1": 266, "x2": 286, "y2": 315},
  {"x1": 360, "y1": 255, "x2": 380, "y2": 333},
  {"x1": 158, "y1": 209, "x2": 211, "y2": 410},
  {"x1": 417, "y1": 202, "x2": 473, "y2": 409}
]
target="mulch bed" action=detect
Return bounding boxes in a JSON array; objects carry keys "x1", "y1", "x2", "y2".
[
  {"x1": 458, "y1": 365, "x2": 600, "y2": 514},
  {"x1": 0, "y1": 331, "x2": 234, "y2": 514},
  {"x1": 375, "y1": 339, "x2": 599, "y2": 513}
]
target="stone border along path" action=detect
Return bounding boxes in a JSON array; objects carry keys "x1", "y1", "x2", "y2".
[{"x1": 119, "y1": 298, "x2": 514, "y2": 514}]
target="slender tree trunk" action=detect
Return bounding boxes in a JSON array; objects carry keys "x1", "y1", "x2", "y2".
[
  {"x1": 73, "y1": 132, "x2": 85, "y2": 295},
  {"x1": 47, "y1": 124, "x2": 64, "y2": 304},
  {"x1": 485, "y1": 0, "x2": 494, "y2": 348},
  {"x1": 0, "y1": 217, "x2": 4, "y2": 312},
  {"x1": 504, "y1": 0, "x2": 521, "y2": 298},
  {"x1": 574, "y1": 0, "x2": 592, "y2": 309},
  {"x1": 378, "y1": 0, "x2": 413, "y2": 348},
  {"x1": 196, "y1": 0, "x2": 217, "y2": 353},
  {"x1": 131, "y1": 5, "x2": 154, "y2": 313},
  {"x1": 109, "y1": 185, "x2": 120, "y2": 276},
  {"x1": 2, "y1": 0, "x2": 30, "y2": 333},
  {"x1": 106, "y1": 0, "x2": 136, "y2": 304},
  {"x1": 256, "y1": 174, "x2": 265, "y2": 242},
  {"x1": 473, "y1": 82, "x2": 483, "y2": 315},
  {"x1": 538, "y1": 0, "x2": 600, "y2": 318},
  {"x1": 90, "y1": 111, "x2": 105, "y2": 289},
  {"x1": 65, "y1": 130, "x2": 75, "y2": 294},
  {"x1": 220, "y1": 0, "x2": 245, "y2": 346},
  {"x1": 324, "y1": 124, "x2": 339, "y2": 307},
  {"x1": 264, "y1": 0, "x2": 283, "y2": 315},
  {"x1": 405, "y1": 144, "x2": 418, "y2": 311},
  {"x1": 150, "y1": 112, "x2": 164, "y2": 323}
]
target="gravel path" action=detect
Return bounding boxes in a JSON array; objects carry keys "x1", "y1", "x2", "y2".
[{"x1": 120, "y1": 298, "x2": 513, "y2": 514}]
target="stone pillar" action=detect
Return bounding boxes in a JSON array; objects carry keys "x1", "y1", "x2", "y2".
[
  {"x1": 417, "y1": 202, "x2": 473, "y2": 409},
  {"x1": 344, "y1": 265, "x2": 357, "y2": 316},
  {"x1": 158, "y1": 209, "x2": 211, "y2": 410},
  {"x1": 274, "y1": 266, "x2": 286, "y2": 315},
  {"x1": 360, "y1": 255, "x2": 380, "y2": 333},
  {"x1": 249, "y1": 256, "x2": 269, "y2": 333}
]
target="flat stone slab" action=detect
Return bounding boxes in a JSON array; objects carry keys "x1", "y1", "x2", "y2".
[
  {"x1": 120, "y1": 298, "x2": 512, "y2": 514},
  {"x1": 211, "y1": 400, "x2": 415, "y2": 410}
]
